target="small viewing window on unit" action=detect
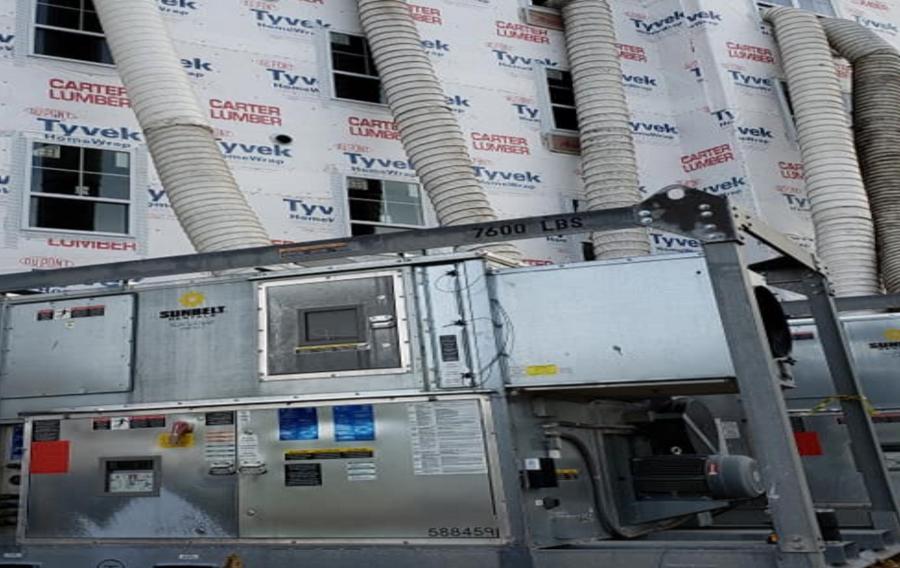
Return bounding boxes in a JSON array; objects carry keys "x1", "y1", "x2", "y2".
[
  {"x1": 347, "y1": 177, "x2": 425, "y2": 236},
  {"x1": 299, "y1": 306, "x2": 365, "y2": 348},
  {"x1": 34, "y1": 0, "x2": 113, "y2": 64},
  {"x1": 331, "y1": 32, "x2": 384, "y2": 104},
  {"x1": 756, "y1": 0, "x2": 837, "y2": 17},
  {"x1": 547, "y1": 69, "x2": 579, "y2": 131},
  {"x1": 29, "y1": 142, "x2": 131, "y2": 235}
]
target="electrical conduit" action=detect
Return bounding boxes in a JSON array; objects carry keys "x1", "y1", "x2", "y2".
[
  {"x1": 822, "y1": 18, "x2": 900, "y2": 294},
  {"x1": 552, "y1": 0, "x2": 650, "y2": 259},
  {"x1": 357, "y1": 0, "x2": 521, "y2": 260},
  {"x1": 763, "y1": 8, "x2": 880, "y2": 296},
  {"x1": 93, "y1": 0, "x2": 270, "y2": 252}
]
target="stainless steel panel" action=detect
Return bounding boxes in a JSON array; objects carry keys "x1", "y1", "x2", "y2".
[
  {"x1": 238, "y1": 398, "x2": 501, "y2": 540},
  {"x1": 493, "y1": 255, "x2": 734, "y2": 387},
  {"x1": 787, "y1": 314, "x2": 900, "y2": 410},
  {"x1": 24, "y1": 411, "x2": 238, "y2": 539},
  {"x1": 259, "y1": 271, "x2": 409, "y2": 380},
  {"x1": 0, "y1": 295, "x2": 133, "y2": 398},
  {"x1": 133, "y1": 281, "x2": 257, "y2": 402}
]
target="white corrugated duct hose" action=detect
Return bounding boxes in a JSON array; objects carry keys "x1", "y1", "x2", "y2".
[
  {"x1": 551, "y1": 0, "x2": 650, "y2": 260},
  {"x1": 357, "y1": 0, "x2": 521, "y2": 260},
  {"x1": 93, "y1": 0, "x2": 271, "y2": 252},
  {"x1": 822, "y1": 18, "x2": 900, "y2": 294},
  {"x1": 763, "y1": 8, "x2": 880, "y2": 296}
]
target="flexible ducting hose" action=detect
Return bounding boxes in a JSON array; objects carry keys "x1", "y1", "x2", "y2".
[
  {"x1": 552, "y1": 0, "x2": 650, "y2": 260},
  {"x1": 763, "y1": 8, "x2": 880, "y2": 296},
  {"x1": 822, "y1": 19, "x2": 900, "y2": 294},
  {"x1": 357, "y1": 0, "x2": 521, "y2": 260},
  {"x1": 93, "y1": 0, "x2": 271, "y2": 252}
]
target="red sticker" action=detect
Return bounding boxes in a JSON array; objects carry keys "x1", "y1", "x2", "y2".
[
  {"x1": 30, "y1": 441, "x2": 70, "y2": 474},
  {"x1": 794, "y1": 432, "x2": 824, "y2": 456}
]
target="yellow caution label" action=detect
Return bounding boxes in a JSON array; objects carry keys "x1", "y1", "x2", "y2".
[
  {"x1": 285, "y1": 447, "x2": 375, "y2": 460},
  {"x1": 526, "y1": 364, "x2": 559, "y2": 377},
  {"x1": 556, "y1": 468, "x2": 580, "y2": 480},
  {"x1": 885, "y1": 329, "x2": 900, "y2": 342},
  {"x1": 157, "y1": 432, "x2": 195, "y2": 449}
]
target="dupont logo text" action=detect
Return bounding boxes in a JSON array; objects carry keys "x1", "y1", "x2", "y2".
[
  {"x1": 623, "y1": 73, "x2": 659, "y2": 91},
  {"x1": 652, "y1": 233, "x2": 701, "y2": 252},
  {"x1": 492, "y1": 49, "x2": 558, "y2": 71},
  {"x1": 702, "y1": 176, "x2": 746, "y2": 196},
  {"x1": 219, "y1": 141, "x2": 292, "y2": 166},
  {"x1": 344, "y1": 152, "x2": 416, "y2": 178},
  {"x1": 267, "y1": 69, "x2": 319, "y2": 94},
  {"x1": 38, "y1": 118, "x2": 141, "y2": 149},
  {"x1": 283, "y1": 198, "x2": 336, "y2": 224},
  {"x1": 737, "y1": 125, "x2": 774, "y2": 145},
  {"x1": 728, "y1": 70, "x2": 774, "y2": 92},
  {"x1": 158, "y1": 0, "x2": 198, "y2": 15},
  {"x1": 251, "y1": 9, "x2": 330, "y2": 36},
  {"x1": 630, "y1": 120, "x2": 678, "y2": 140},
  {"x1": 513, "y1": 103, "x2": 540, "y2": 122},
  {"x1": 630, "y1": 10, "x2": 722, "y2": 35},
  {"x1": 182, "y1": 57, "x2": 213, "y2": 78},
  {"x1": 473, "y1": 166, "x2": 541, "y2": 190}
]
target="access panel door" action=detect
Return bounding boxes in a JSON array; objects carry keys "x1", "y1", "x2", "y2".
[
  {"x1": 24, "y1": 411, "x2": 238, "y2": 539},
  {"x1": 237, "y1": 398, "x2": 502, "y2": 541},
  {"x1": 260, "y1": 272, "x2": 409, "y2": 380}
]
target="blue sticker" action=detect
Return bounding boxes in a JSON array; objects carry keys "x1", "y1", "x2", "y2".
[
  {"x1": 9, "y1": 424, "x2": 22, "y2": 461},
  {"x1": 333, "y1": 405, "x2": 375, "y2": 442},
  {"x1": 278, "y1": 408, "x2": 319, "y2": 441}
]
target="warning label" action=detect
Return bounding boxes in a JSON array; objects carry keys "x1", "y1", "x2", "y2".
[
  {"x1": 408, "y1": 401, "x2": 488, "y2": 476},
  {"x1": 285, "y1": 463, "x2": 322, "y2": 487},
  {"x1": 285, "y1": 447, "x2": 374, "y2": 460}
]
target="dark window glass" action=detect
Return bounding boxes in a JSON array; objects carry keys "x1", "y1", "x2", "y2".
[
  {"x1": 32, "y1": 143, "x2": 80, "y2": 170},
  {"x1": 34, "y1": 27, "x2": 113, "y2": 64},
  {"x1": 552, "y1": 106, "x2": 579, "y2": 131},
  {"x1": 83, "y1": 148, "x2": 129, "y2": 175},
  {"x1": 30, "y1": 143, "x2": 131, "y2": 234},
  {"x1": 303, "y1": 308, "x2": 361, "y2": 343},
  {"x1": 347, "y1": 177, "x2": 424, "y2": 234},
  {"x1": 34, "y1": 0, "x2": 112, "y2": 64},
  {"x1": 334, "y1": 74, "x2": 383, "y2": 104},
  {"x1": 331, "y1": 32, "x2": 383, "y2": 103},
  {"x1": 350, "y1": 223, "x2": 409, "y2": 237},
  {"x1": 30, "y1": 197, "x2": 129, "y2": 234},
  {"x1": 35, "y1": 4, "x2": 80, "y2": 29},
  {"x1": 40, "y1": 0, "x2": 81, "y2": 8},
  {"x1": 31, "y1": 168, "x2": 80, "y2": 196},
  {"x1": 547, "y1": 70, "x2": 579, "y2": 131}
]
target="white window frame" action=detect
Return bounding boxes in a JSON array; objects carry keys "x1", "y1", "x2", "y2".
[
  {"x1": 29, "y1": 0, "x2": 114, "y2": 67},
  {"x1": 326, "y1": 30, "x2": 387, "y2": 108},
  {"x1": 22, "y1": 139, "x2": 138, "y2": 238},
  {"x1": 344, "y1": 175, "x2": 433, "y2": 237},
  {"x1": 544, "y1": 68, "x2": 579, "y2": 133},
  {"x1": 753, "y1": 0, "x2": 840, "y2": 18}
]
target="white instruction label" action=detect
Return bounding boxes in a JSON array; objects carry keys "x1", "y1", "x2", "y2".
[
  {"x1": 408, "y1": 400, "x2": 488, "y2": 476},
  {"x1": 236, "y1": 410, "x2": 262, "y2": 465}
]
